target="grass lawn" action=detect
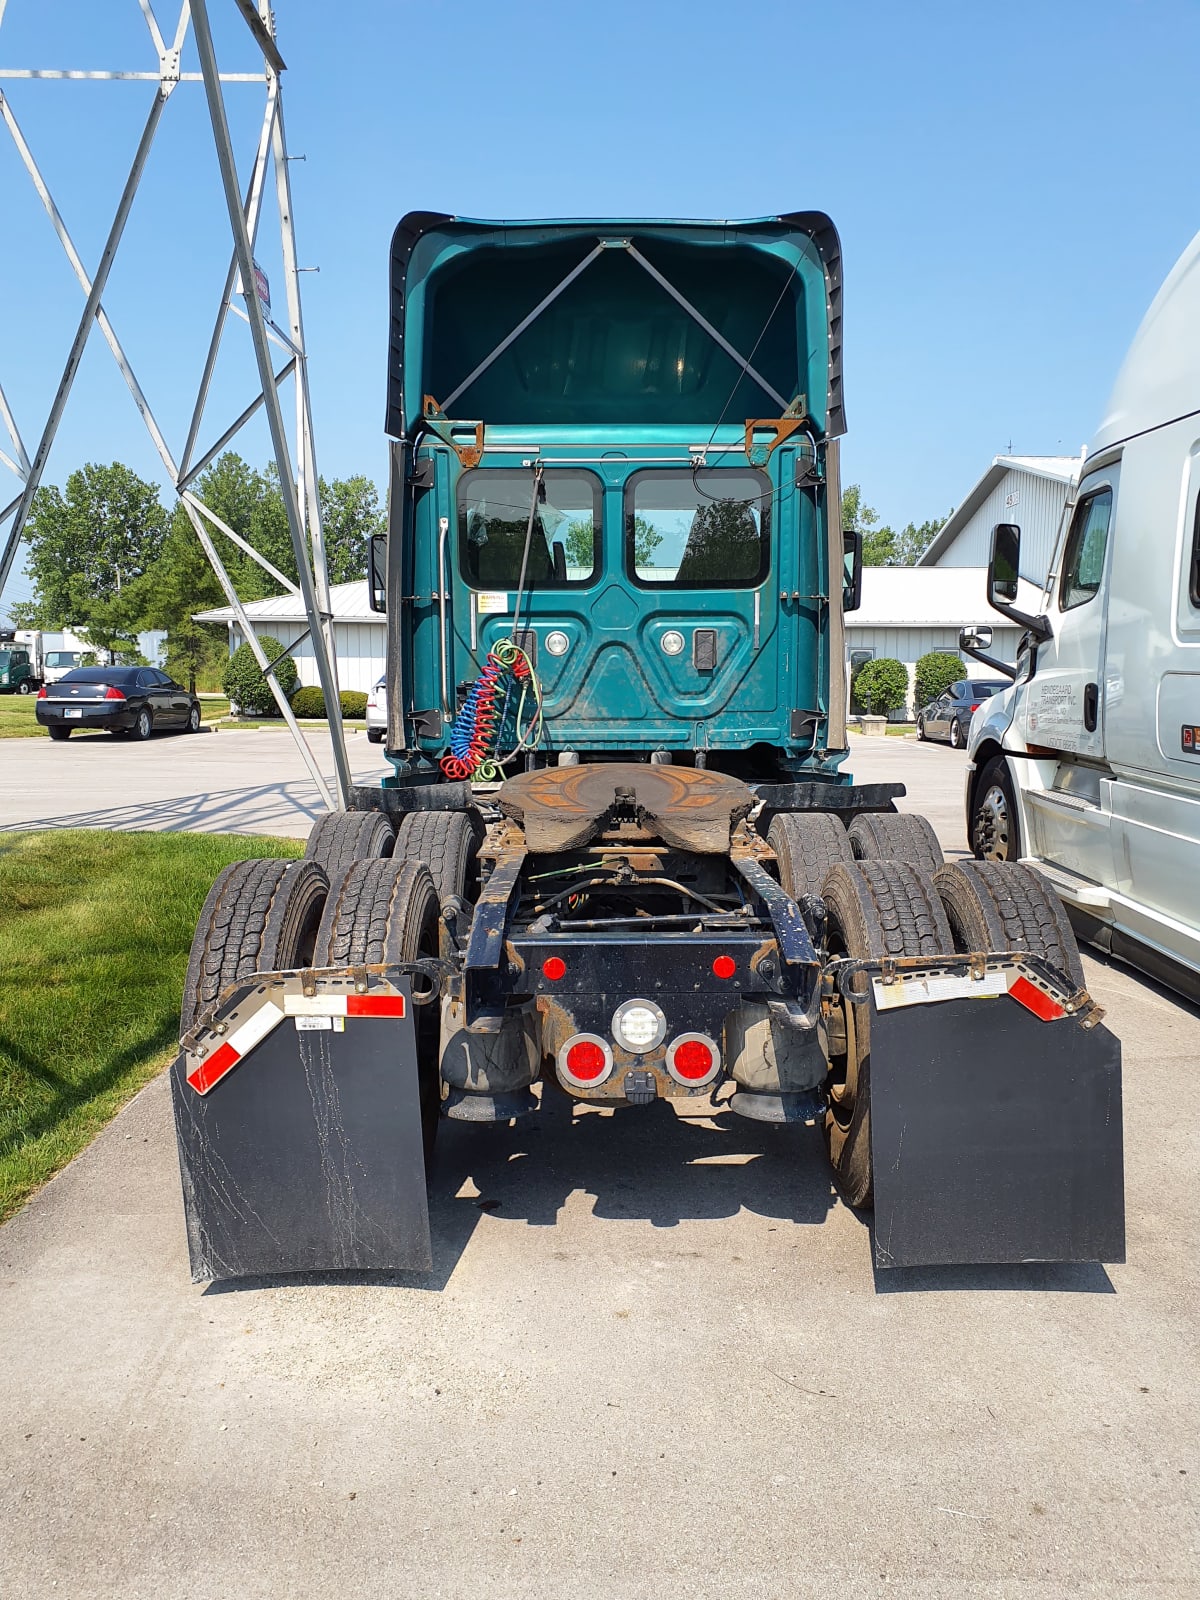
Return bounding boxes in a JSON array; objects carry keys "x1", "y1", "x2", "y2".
[
  {"x1": 0, "y1": 829, "x2": 301, "y2": 1223},
  {"x1": 0, "y1": 695, "x2": 231, "y2": 738}
]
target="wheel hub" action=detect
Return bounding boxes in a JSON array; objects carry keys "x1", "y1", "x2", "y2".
[{"x1": 974, "y1": 783, "x2": 1011, "y2": 860}]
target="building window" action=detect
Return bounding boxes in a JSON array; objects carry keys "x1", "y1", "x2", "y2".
[{"x1": 1059, "y1": 488, "x2": 1113, "y2": 610}]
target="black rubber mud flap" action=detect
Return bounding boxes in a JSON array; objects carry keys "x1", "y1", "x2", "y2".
[
  {"x1": 868, "y1": 995, "x2": 1124, "y2": 1268},
  {"x1": 170, "y1": 976, "x2": 431, "y2": 1282}
]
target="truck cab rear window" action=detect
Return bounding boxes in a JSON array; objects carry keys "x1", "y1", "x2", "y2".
[
  {"x1": 458, "y1": 470, "x2": 599, "y2": 588},
  {"x1": 624, "y1": 469, "x2": 769, "y2": 587}
]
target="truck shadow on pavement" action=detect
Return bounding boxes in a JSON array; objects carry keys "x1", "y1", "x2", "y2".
[
  {"x1": 202, "y1": 1087, "x2": 1114, "y2": 1297},
  {"x1": 0, "y1": 780, "x2": 327, "y2": 834}
]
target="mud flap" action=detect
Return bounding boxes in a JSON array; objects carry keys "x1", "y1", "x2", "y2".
[
  {"x1": 868, "y1": 994, "x2": 1124, "y2": 1268},
  {"x1": 170, "y1": 973, "x2": 431, "y2": 1282}
]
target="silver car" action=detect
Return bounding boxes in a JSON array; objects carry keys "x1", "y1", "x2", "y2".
[{"x1": 365, "y1": 674, "x2": 386, "y2": 743}]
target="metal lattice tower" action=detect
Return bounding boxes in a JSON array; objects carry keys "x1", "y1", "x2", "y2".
[{"x1": 0, "y1": 0, "x2": 350, "y2": 809}]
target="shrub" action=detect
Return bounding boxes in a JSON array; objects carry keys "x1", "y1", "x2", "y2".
[
  {"x1": 288, "y1": 686, "x2": 369, "y2": 720},
  {"x1": 853, "y1": 656, "x2": 909, "y2": 717},
  {"x1": 290, "y1": 685, "x2": 325, "y2": 719},
  {"x1": 915, "y1": 651, "x2": 964, "y2": 708},
  {"x1": 221, "y1": 635, "x2": 298, "y2": 717}
]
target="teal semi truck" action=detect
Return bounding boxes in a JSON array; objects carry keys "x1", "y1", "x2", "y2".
[{"x1": 171, "y1": 213, "x2": 1124, "y2": 1280}]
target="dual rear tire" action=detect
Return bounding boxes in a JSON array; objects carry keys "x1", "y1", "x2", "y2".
[{"x1": 765, "y1": 807, "x2": 1085, "y2": 1210}]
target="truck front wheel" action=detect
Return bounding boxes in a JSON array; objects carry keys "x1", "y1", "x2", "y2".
[{"x1": 971, "y1": 757, "x2": 1020, "y2": 862}]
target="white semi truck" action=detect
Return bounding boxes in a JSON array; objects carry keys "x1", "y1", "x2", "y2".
[{"x1": 964, "y1": 228, "x2": 1200, "y2": 1004}]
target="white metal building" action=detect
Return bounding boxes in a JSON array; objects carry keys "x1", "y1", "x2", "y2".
[
  {"x1": 918, "y1": 453, "x2": 1082, "y2": 584},
  {"x1": 846, "y1": 567, "x2": 1034, "y2": 717},
  {"x1": 194, "y1": 582, "x2": 385, "y2": 693}
]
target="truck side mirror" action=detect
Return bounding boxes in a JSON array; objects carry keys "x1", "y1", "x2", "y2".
[
  {"x1": 843, "y1": 528, "x2": 863, "y2": 613},
  {"x1": 368, "y1": 533, "x2": 387, "y2": 614},
  {"x1": 989, "y1": 523, "x2": 1021, "y2": 605},
  {"x1": 958, "y1": 625, "x2": 992, "y2": 651}
]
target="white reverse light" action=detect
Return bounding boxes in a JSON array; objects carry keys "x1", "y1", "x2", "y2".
[
  {"x1": 612, "y1": 999, "x2": 667, "y2": 1053},
  {"x1": 661, "y1": 630, "x2": 685, "y2": 656},
  {"x1": 545, "y1": 630, "x2": 570, "y2": 656}
]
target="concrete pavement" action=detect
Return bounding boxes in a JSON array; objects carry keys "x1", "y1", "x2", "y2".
[
  {"x1": 0, "y1": 726, "x2": 387, "y2": 837},
  {"x1": 1, "y1": 737, "x2": 1197, "y2": 1598}
]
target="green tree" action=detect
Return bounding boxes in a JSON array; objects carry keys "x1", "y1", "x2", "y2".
[
  {"x1": 319, "y1": 474, "x2": 384, "y2": 583},
  {"x1": 127, "y1": 504, "x2": 227, "y2": 692},
  {"x1": 842, "y1": 484, "x2": 895, "y2": 566},
  {"x1": 20, "y1": 462, "x2": 167, "y2": 653},
  {"x1": 893, "y1": 515, "x2": 949, "y2": 565}
]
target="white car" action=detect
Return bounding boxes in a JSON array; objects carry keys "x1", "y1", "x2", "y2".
[{"x1": 365, "y1": 675, "x2": 386, "y2": 743}]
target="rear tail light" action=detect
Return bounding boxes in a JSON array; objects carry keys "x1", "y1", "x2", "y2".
[
  {"x1": 969, "y1": 702, "x2": 981, "y2": 713},
  {"x1": 557, "y1": 1034, "x2": 614, "y2": 1089},
  {"x1": 665, "y1": 1033, "x2": 722, "y2": 1088},
  {"x1": 104, "y1": 685, "x2": 126, "y2": 701},
  {"x1": 37, "y1": 686, "x2": 47, "y2": 698}
]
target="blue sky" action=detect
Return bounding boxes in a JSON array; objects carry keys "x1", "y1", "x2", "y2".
[{"x1": 2, "y1": 0, "x2": 1198, "y2": 610}]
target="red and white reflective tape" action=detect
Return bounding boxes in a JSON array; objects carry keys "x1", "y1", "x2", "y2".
[
  {"x1": 872, "y1": 965, "x2": 1067, "y2": 1021},
  {"x1": 185, "y1": 988, "x2": 406, "y2": 1095}
]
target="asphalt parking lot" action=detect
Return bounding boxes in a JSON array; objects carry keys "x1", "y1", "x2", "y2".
[
  {"x1": 1, "y1": 736, "x2": 1197, "y2": 1598},
  {"x1": 0, "y1": 725, "x2": 386, "y2": 836}
]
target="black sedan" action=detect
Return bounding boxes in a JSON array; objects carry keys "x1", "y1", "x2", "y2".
[
  {"x1": 36, "y1": 666, "x2": 202, "y2": 741},
  {"x1": 916, "y1": 678, "x2": 1010, "y2": 749}
]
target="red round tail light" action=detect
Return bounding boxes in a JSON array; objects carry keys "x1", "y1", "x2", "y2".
[
  {"x1": 542, "y1": 956, "x2": 566, "y2": 981},
  {"x1": 665, "y1": 1032, "x2": 722, "y2": 1088},
  {"x1": 558, "y1": 1034, "x2": 614, "y2": 1090},
  {"x1": 712, "y1": 955, "x2": 736, "y2": 979}
]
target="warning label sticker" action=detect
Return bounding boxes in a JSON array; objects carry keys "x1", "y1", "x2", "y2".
[
  {"x1": 1182, "y1": 725, "x2": 1200, "y2": 756},
  {"x1": 476, "y1": 592, "x2": 510, "y2": 615}
]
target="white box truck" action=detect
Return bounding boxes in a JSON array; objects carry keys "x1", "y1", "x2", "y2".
[{"x1": 964, "y1": 229, "x2": 1200, "y2": 1003}]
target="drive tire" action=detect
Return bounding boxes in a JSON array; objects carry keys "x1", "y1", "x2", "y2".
[
  {"x1": 767, "y1": 811, "x2": 854, "y2": 898},
  {"x1": 820, "y1": 861, "x2": 956, "y2": 1209},
  {"x1": 181, "y1": 857, "x2": 329, "y2": 1031},
  {"x1": 971, "y1": 755, "x2": 1020, "y2": 863},
  {"x1": 48, "y1": 726, "x2": 70, "y2": 741},
  {"x1": 847, "y1": 810, "x2": 944, "y2": 873},
  {"x1": 305, "y1": 808, "x2": 396, "y2": 872},
  {"x1": 314, "y1": 857, "x2": 442, "y2": 1155},
  {"x1": 949, "y1": 717, "x2": 964, "y2": 749},
  {"x1": 131, "y1": 708, "x2": 152, "y2": 742},
  {"x1": 395, "y1": 809, "x2": 481, "y2": 904},
  {"x1": 933, "y1": 860, "x2": 1086, "y2": 990}
]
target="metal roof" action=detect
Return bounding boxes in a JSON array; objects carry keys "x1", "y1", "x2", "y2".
[
  {"x1": 194, "y1": 581, "x2": 383, "y2": 625},
  {"x1": 917, "y1": 454, "x2": 1082, "y2": 567},
  {"x1": 848, "y1": 565, "x2": 1042, "y2": 627}
]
